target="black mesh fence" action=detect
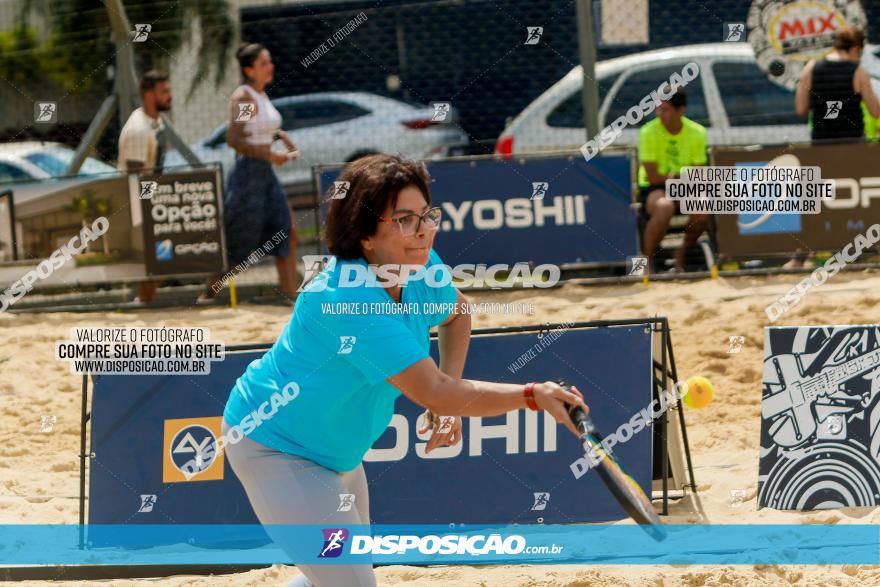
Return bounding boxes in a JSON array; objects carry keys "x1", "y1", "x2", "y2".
[{"x1": 0, "y1": 0, "x2": 879, "y2": 188}]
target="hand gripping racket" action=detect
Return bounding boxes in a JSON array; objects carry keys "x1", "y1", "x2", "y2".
[{"x1": 560, "y1": 380, "x2": 666, "y2": 541}]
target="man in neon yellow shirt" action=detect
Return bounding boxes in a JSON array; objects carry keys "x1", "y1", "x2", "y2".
[{"x1": 638, "y1": 89, "x2": 709, "y2": 273}]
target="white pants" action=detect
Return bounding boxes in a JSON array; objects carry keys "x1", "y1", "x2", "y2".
[{"x1": 222, "y1": 421, "x2": 376, "y2": 587}]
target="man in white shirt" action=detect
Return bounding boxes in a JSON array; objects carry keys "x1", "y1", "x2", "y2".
[{"x1": 118, "y1": 70, "x2": 171, "y2": 303}]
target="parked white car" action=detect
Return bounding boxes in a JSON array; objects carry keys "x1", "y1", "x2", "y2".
[
  {"x1": 165, "y1": 92, "x2": 470, "y2": 193},
  {"x1": 495, "y1": 43, "x2": 880, "y2": 156},
  {"x1": 0, "y1": 142, "x2": 116, "y2": 183},
  {"x1": 0, "y1": 142, "x2": 120, "y2": 215}
]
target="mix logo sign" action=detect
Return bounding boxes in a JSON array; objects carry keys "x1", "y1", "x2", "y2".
[
  {"x1": 162, "y1": 417, "x2": 225, "y2": 483},
  {"x1": 747, "y1": 0, "x2": 866, "y2": 89}
]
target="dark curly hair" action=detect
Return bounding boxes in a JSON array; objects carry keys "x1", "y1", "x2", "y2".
[{"x1": 324, "y1": 154, "x2": 432, "y2": 259}]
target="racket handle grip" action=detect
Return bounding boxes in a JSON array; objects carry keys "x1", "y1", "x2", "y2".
[
  {"x1": 556, "y1": 379, "x2": 591, "y2": 432},
  {"x1": 567, "y1": 403, "x2": 589, "y2": 429}
]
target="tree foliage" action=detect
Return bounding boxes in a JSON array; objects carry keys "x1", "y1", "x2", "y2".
[{"x1": 3, "y1": 0, "x2": 234, "y2": 99}]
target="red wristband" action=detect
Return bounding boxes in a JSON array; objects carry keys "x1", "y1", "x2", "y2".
[{"x1": 523, "y1": 382, "x2": 540, "y2": 411}]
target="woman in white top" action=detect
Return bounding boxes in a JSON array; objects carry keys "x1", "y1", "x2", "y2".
[{"x1": 203, "y1": 43, "x2": 300, "y2": 301}]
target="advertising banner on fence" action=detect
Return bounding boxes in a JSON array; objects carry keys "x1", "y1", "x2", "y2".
[
  {"x1": 315, "y1": 153, "x2": 638, "y2": 266},
  {"x1": 759, "y1": 324, "x2": 880, "y2": 510},
  {"x1": 138, "y1": 168, "x2": 226, "y2": 276},
  {"x1": 711, "y1": 142, "x2": 880, "y2": 258},
  {"x1": 88, "y1": 324, "x2": 653, "y2": 532}
]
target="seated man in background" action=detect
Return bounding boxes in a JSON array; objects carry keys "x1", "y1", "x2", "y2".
[{"x1": 637, "y1": 88, "x2": 709, "y2": 274}]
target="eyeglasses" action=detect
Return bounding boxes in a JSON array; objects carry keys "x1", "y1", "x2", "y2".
[{"x1": 379, "y1": 207, "x2": 442, "y2": 236}]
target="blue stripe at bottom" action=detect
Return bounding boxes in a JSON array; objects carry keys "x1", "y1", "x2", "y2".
[{"x1": 0, "y1": 525, "x2": 877, "y2": 565}]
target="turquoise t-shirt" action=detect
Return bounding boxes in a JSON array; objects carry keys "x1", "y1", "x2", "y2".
[{"x1": 223, "y1": 248, "x2": 458, "y2": 472}]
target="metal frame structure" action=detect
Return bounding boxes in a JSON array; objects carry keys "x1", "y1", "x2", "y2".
[
  {"x1": 51, "y1": 316, "x2": 694, "y2": 580},
  {"x1": 0, "y1": 190, "x2": 16, "y2": 261},
  {"x1": 66, "y1": 0, "x2": 201, "y2": 178},
  {"x1": 77, "y1": 316, "x2": 695, "y2": 534}
]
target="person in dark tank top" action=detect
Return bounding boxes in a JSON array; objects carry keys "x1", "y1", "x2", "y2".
[{"x1": 795, "y1": 27, "x2": 880, "y2": 142}]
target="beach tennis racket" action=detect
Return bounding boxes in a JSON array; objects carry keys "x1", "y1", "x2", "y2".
[{"x1": 559, "y1": 380, "x2": 666, "y2": 541}]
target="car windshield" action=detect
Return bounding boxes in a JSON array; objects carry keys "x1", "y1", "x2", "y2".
[{"x1": 23, "y1": 149, "x2": 116, "y2": 178}]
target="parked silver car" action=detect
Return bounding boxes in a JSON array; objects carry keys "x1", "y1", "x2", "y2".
[
  {"x1": 165, "y1": 92, "x2": 470, "y2": 193},
  {"x1": 494, "y1": 42, "x2": 880, "y2": 156}
]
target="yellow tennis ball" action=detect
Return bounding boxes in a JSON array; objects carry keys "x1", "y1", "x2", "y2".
[{"x1": 683, "y1": 376, "x2": 714, "y2": 409}]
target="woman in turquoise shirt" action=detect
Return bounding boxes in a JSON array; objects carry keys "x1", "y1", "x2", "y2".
[{"x1": 222, "y1": 154, "x2": 587, "y2": 587}]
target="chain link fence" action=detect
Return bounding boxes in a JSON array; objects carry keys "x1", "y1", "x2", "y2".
[
  {"x1": 1, "y1": 1, "x2": 879, "y2": 174},
  {"x1": 1, "y1": 0, "x2": 880, "y2": 262}
]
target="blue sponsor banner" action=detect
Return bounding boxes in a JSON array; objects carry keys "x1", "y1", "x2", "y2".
[
  {"x1": 2, "y1": 525, "x2": 880, "y2": 565},
  {"x1": 736, "y1": 162, "x2": 801, "y2": 236},
  {"x1": 711, "y1": 142, "x2": 880, "y2": 258},
  {"x1": 87, "y1": 325, "x2": 652, "y2": 539},
  {"x1": 364, "y1": 325, "x2": 652, "y2": 524},
  {"x1": 316, "y1": 153, "x2": 638, "y2": 266}
]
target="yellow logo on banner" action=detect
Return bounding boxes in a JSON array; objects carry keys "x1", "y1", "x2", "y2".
[{"x1": 163, "y1": 416, "x2": 225, "y2": 483}]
